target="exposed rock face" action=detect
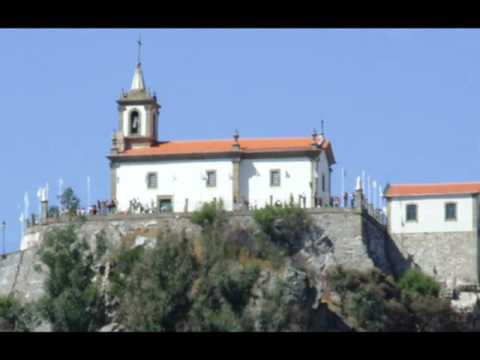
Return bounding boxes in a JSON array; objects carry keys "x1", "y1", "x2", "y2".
[
  {"x1": 98, "y1": 323, "x2": 125, "y2": 332},
  {"x1": 451, "y1": 292, "x2": 480, "y2": 314},
  {"x1": 0, "y1": 209, "x2": 394, "y2": 331}
]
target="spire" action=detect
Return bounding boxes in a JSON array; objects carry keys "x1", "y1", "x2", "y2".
[
  {"x1": 131, "y1": 36, "x2": 146, "y2": 91},
  {"x1": 131, "y1": 62, "x2": 146, "y2": 91}
]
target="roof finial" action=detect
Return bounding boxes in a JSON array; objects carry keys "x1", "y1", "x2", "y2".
[
  {"x1": 320, "y1": 119, "x2": 325, "y2": 136},
  {"x1": 312, "y1": 128, "x2": 318, "y2": 142},
  {"x1": 137, "y1": 35, "x2": 142, "y2": 66},
  {"x1": 232, "y1": 129, "x2": 241, "y2": 151}
]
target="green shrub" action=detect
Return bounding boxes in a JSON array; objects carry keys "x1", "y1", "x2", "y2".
[
  {"x1": 0, "y1": 296, "x2": 41, "y2": 332},
  {"x1": 114, "y1": 235, "x2": 198, "y2": 331},
  {"x1": 95, "y1": 231, "x2": 109, "y2": 260},
  {"x1": 256, "y1": 278, "x2": 309, "y2": 332},
  {"x1": 109, "y1": 245, "x2": 145, "y2": 299},
  {"x1": 187, "y1": 255, "x2": 260, "y2": 331},
  {"x1": 347, "y1": 285, "x2": 388, "y2": 331},
  {"x1": 252, "y1": 204, "x2": 311, "y2": 254},
  {"x1": 0, "y1": 296, "x2": 22, "y2": 331},
  {"x1": 397, "y1": 269, "x2": 441, "y2": 298},
  {"x1": 191, "y1": 200, "x2": 227, "y2": 230},
  {"x1": 37, "y1": 225, "x2": 106, "y2": 331},
  {"x1": 407, "y1": 295, "x2": 461, "y2": 331},
  {"x1": 326, "y1": 266, "x2": 463, "y2": 332},
  {"x1": 111, "y1": 218, "x2": 268, "y2": 331}
]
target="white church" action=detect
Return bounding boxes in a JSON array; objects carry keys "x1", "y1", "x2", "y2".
[{"x1": 108, "y1": 60, "x2": 336, "y2": 213}]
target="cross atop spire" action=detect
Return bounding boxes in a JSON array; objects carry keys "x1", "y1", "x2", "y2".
[
  {"x1": 137, "y1": 35, "x2": 142, "y2": 65},
  {"x1": 131, "y1": 36, "x2": 146, "y2": 91}
]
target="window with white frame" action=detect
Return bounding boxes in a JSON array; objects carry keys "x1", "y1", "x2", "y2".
[
  {"x1": 270, "y1": 169, "x2": 281, "y2": 187},
  {"x1": 445, "y1": 202, "x2": 457, "y2": 221},
  {"x1": 206, "y1": 170, "x2": 217, "y2": 187},
  {"x1": 146, "y1": 172, "x2": 158, "y2": 189},
  {"x1": 406, "y1": 204, "x2": 417, "y2": 222}
]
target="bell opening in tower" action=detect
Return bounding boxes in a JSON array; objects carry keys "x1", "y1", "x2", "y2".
[{"x1": 130, "y1": 110, "x2": 140, "y2": 135}]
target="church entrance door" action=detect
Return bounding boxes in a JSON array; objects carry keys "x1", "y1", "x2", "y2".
[{"x1": 157, "y1": 195, "x2": 173, "y2": 213}]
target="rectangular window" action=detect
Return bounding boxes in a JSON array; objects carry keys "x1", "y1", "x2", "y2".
[
  {"x1": 406, "y1": 204, "x2": 417, "y2": 222},
  {"x1": 322, "y1": 174, "x2": 325, "y2": 192},
  {"x1": 157, "y1": 196, "x2": 173, "y2": 212},
  {"x1": 445, "y1": 203, "x2": 457, "y2": 221},
  {"x1": 146, "y1": 172, "x2": 158, "y2": 189},
  {"x1": 206, "y1": 170, "x2": 217, "y2": 187},
  {"x1": 270, "y1": 169, "x2": 281, "y2": 187}
]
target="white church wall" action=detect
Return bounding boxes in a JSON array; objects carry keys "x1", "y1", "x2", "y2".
[
  {"x1": 121, "y1": 105, "x2": 148, "y2": 137},
  {"x1": 116, "y1": 158, "x2": 234, "y2": 212},
  {"x1": 239, "y1": 157, "x2": 312, "y2": 208},
  {"x1": 389, "y1": 194, "x2": 476, "y2": 234}
]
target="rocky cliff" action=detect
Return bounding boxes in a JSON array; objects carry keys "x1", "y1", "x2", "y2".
[{"x1": 0, "y1": 208, "x2": 397, "y2": 331}]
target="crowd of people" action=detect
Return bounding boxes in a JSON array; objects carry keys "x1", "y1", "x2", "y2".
[
  {"x1": 72, "y1": 200, "x2": 118, "y2": 216},
  {"x1": 314, "y1": 192, "x2": 357, "y2": 208},
  {"x1": 27, "y1": 192, "x2": 386, "y2": 227}
]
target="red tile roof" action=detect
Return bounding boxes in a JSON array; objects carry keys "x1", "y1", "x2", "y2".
[
  {"x1": 385, "y1": 183, "x2": 480, "y2": 198},
  {"x1": 116, "y1": 137, "x2": 335, "y2": 163}
]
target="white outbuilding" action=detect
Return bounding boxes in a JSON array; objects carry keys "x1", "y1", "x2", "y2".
[
  {"x1": 385, "y1": 182, "x2": 480, "y2": 288},
  {"x1": 108, "y1": 62, "x2": 336, "y2": 213}
]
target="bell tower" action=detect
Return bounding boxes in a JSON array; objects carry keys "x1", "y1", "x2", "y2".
[{"x1": 113, "y1": 39, "x2": 160, "y2": 152}]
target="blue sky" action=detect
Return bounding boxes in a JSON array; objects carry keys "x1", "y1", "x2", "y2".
[{"x1": 1, "y1": 29, "x2": 480, "y2": 251}]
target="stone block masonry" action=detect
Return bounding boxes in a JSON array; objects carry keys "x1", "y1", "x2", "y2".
[
  {"x1": 390, "y1": 231, "x2": 479, "y2": 290},
  {"x1": 0, "y1": 208, "x2": 394, "y2": 304}
]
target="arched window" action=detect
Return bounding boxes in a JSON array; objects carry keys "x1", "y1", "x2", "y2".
[{"x1": 130, "y1": 110, "x2": 140, "y2": 135}]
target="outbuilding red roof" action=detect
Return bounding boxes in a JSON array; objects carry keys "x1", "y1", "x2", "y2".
[
  {"x1": 115, "y1": 137, "x2": 336, "y2": 164},
  {"x1": 385, "y1": 183, "x2": 480, "y2": 198}
]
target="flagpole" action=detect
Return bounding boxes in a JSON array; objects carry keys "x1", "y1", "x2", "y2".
[
  {"x1": 362, "y1": 171, "x2": 366, "y2": 196},
  {"x1": 378, "y1": 185, "x2": 382, "y2": 211},
  {"x1": 367, "y1": 175, "x2": 370, "y2": 205},
  {"x1": 87, "y1": 176, "x2": 91, "y2": 210}
]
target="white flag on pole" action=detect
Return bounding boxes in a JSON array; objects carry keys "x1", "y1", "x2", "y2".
[
  {"x1": 362, "y1": 171, "x2": 366, "y2": 193},
  {"x1": 356, "y1": 176, "x2": 361, "y2": 191},
  {"x1": 367, "y1": 175, "x2": 371, "y2": 203},
  {"x1": 24, "y1": 192, "x2": 29, "y2": 219},
  {"x1": 59, "y1": 178, "x2": 64, "y2": 196},
  {"x1": 379, "y1": 185, "x2": 383, "y2": 209},
  {"x1": 87, "y1": 176, "x2": 91, "y2": 207}
]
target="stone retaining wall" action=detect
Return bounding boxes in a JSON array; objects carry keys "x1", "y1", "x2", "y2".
[
  {"x1": 390, "y1": 231, "x2": 479, "y2": 289},
  {"x1": 0, "y1": 208, "x2": 393, "y2": 303}
]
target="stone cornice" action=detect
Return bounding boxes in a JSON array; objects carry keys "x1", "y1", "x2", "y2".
[
  {"x1": 107, "y1": 148, "x2": 322, "y2": 163},
  {"x1": 116, "y1": 97, "x2": 161, "y2": 108}
]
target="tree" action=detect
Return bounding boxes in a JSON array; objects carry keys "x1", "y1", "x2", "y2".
[
  {"x1": 48, "y1": 206, "x2": 60, "y2": 218},
  {"x1": 114, "y1": 235, "x2": 198, "y2": 331},
  {"x1": 59, "y1": 187, "x2": 80, "y2": 217},
  {"x1": 36, "y1": 225, "x2": 106, "y2": 331}
]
